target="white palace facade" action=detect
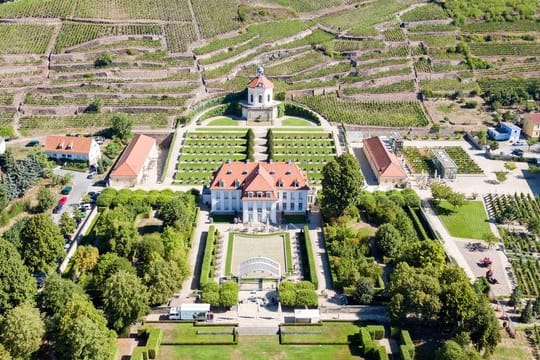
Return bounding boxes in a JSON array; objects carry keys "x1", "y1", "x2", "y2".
[{"x1": 209, "y1": 161, "x2": 312, "y2": 224}]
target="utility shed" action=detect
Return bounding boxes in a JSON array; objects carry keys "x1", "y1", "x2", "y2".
[
  {"x1": 294, "y1": 309, "x2": 320, "y2": 324},
  {"x1": 180, "y1": 303, "x2": 210, "y2": 320},
  {"x1": 432, "y1": 149, "x2": 458, "y2": 180}
]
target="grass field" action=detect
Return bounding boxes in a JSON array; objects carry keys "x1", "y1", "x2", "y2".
[
  {"x1": 156, "y1": 323, "x2": 236, "y2": 344},
  {"x1": 158, "y1": 336, "x2": 363, "y2": 360},
  {"x1": 228, "y1": 233, "x2": 289, "y2": 277},
  {"x1": 281, "y1": 117, "x2": 316, "y2": 126},
  {"x1": 434, "y1": 200, "x2": 491, "y2": 240},
  {"x1": 280, "y1": 322, "x2": 360, "y2": 344},
  {"x1": 206, "y1": 117, "x2": 239, "y2": 126}
]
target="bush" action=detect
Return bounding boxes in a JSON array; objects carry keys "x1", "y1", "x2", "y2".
[
  {"x1": 284, "y1": 103, "x2": 320, "y2": 124},
  {"x1": 464, "y1": 100, "x2": 477, "y2": 109},
  {"x1": 199, "y1": 225, "x2": 215, "y2": 286},
  {"x1": 131, "y1": 347, "x2": 148, "y2": 360},
  {"x1": 399, "y1": 330, "x2": 415, "y2": 359},
  {"x1": 366, "y1": 325, "x2": 385, "y2": 340},
  {"x1": 95, "y1": 51, "x2": 113, "y2": 67},
  {"x1": 400, "y1": 345, "x2": 413, "y2": 360},
  {"x1": 146, "y1": 328, "x2": 162, "y2": 359}
]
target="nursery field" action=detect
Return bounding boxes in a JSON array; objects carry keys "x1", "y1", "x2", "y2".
[
  {"x1": 404, "y1": 146, "x2": 482, "y2": 174},
  {"x1": 484, "y1": 193, "x2": 540, "y2": 225},
  {"x1": 295, "y1": 95, "x2": 429, "y2": 127}
]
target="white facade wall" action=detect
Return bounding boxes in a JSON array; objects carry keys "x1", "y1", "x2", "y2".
[
  {"x1": 247, "y1": 87, "x2": 273, "y2": 106},
  {"x1": 45, "y1": 140, "x2": 101, "y2": 166}
]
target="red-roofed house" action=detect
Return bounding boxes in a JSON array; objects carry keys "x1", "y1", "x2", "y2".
[
  {"x1": 523, "y1": 113, "x2": 540, "y2": 138},
  {"x1": 209, "y1": 161, "x2": 313, "y2": 224},
  {"x1": 109, "y1": 134, "x2": 157, "y2": 187},
  {"x1": 241, "y1": 66, "x2": 280, "y2": 123},
  {"x1": 363, "y1": 136, "x2": 407, "y2": 187},
  {"x1": 44, "y1": 135, "x2": 101, "y2": 166}
]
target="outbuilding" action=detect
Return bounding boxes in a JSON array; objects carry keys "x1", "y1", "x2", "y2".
[
  {"x1": 432, "y1": 149, "x2": 458, "y2": 180},
  {"x1": 178, "y1": 303, "x2": 211, "y2": 321}
]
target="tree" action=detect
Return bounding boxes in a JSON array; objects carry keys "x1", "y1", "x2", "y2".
[
  {"x1": 73, "y1": 245, "x2": 99, "y2": 274},
  {"x1": 201, "y1": 281, "x2": 220, "y2": 307},
  {"x1": 466, "y1": 298, "x2": 501, "y2": 355},
  {"x1": 509, "y1": 286, "x2": 522, "y2": 309},
  {"x1": 438, "y1": 265, "x2": 477, "y2": 330},
  {"x1": 527, "y1": 137, "x2": 538, "y2": 150},
  {"x1": 483, "y1": 232, "x2": 499, "y2": 249},
  {"x1": 399, "y1": 240, "x2": 446, "y2": 271},
  {"x1": 143, "y1": 258, "x2": 183, "y2": 306},
  {"x1": 321, "y1": 154, "x2": 364, "y2": 219},
  {"x1": 527, "y1": 217, "x2": 540, "y2": 237},
  {"x1": 430, "y1": 183, "x2": 452, "y2": 203},
  {"x1": 0, "y1": 303, "x2": 44, "y2": 359},
  {"x1": 375, "y1": 224, "x2": 403, "y2": 258},
  {"x1": 89, "y1": 253, "x2": 136, "y2": 301},
  {"x1": 447, "y1": 192, "x2": 466, "y2": 210},
  {"x1": 402, "y1": 189, "x2": 421, "y2": 208},
  {"x1": 20, "y1": 214, "x2": 64, "y2": 273},
  {"x1": 59, "y1": 212, "x2": 76, "y2": 237},
  {"x1": 156, "y1": 195, "x2": 195, "y2": 230},
  {"x1": 521, "y1": 300, "x2": 533, "y2": 323},
  {"x1": 219, "y1": 281, "x2": 239, "y2": 308},
  {"x1": 102, "y1": 270, "x2": 149, "y2": 333},
  {"x1": 435, "y1": 340, "x2": 482, "y2": 360},
  {"x1": 0, "y1": 240, "x2": 36, "y2": 315},
  {"x1": 353, "y1": 278, "x2": 375, "y2": 305},
  {"x1": 388, "y1": 263, "x2": 441, "y2": 322},
  {"x1": 54, "y1": 294, "x2": 117, "y2": 360},
  {"x1": 94, "y1": 51, "x2": 113, "y2": 67},
  {"x1": 36, "y1": 186, "x2": 55, "y2": 213},
  {"x1": 93, "y1": 207, "x2": 139, "y2": 258},
  {"x1": 0, "y1": 344, "x2": 11, "y2": 360},
  {"x1": 295, "y1": 289, "x2": 318, "y2": 307},
  {"x1": 40, "y1": 274, "x2": 86, "y2": 315},
  {"x1": 110, "y1": 114, "x2": 133, "y2": 141}
]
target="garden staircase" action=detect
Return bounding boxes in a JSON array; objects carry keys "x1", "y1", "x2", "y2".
[{"x1": 253, "y1": 128, "x2": 268, "y2": 162}]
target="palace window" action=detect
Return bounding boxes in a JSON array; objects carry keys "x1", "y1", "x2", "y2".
[
  {"x1": 259, "y1": 95, "x2": 263, "y2": 103},
  {"x1": 248, "y1": 192, "x2": 253, "y2": 199}
]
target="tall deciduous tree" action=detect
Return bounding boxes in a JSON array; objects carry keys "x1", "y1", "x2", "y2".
[
  {"x1": 73, "y1": 245, "x2": 99, "y2": 274},
  {"x1": 110, "y1": 114, "x2": 133, "y2": 141},
  {"x1": 466, "y1": 298, "x2": 501, "y2": 355},
  {"x1": 219, "y1": 281, "x2": 239, "y2": 308},
  {"x1": 0, "y1": 303, "x2": 44, "y2": 359},
  {"x1": 321, "y1": 154, "x2": 364, "y2": 219},
  {"x1": 20, "y1": 214, "x2": 64, "y2": 273},
  {"x1": 54, "y1": 294, "x2": 117, "y2": 360},
  {"x1": 375, "y1": 224, "x2": 403, "y2": 258},
  {"x1": 0, "y1": 344, "x2": 11, "y2": 360},
  {"x1": 59, "y1": 212, "x2": 76, "y2": 237},
  {"x1": 36, "y1": 187, "x2": 54, "y2": 213},
  {"x1": 447, "y1": 192, "x2": 466, "y2": 210},
  {"x1": 94, "y1": 207, "x2": 138, "y2": 258},
  {"x1": 102, "y1": 270, "x2": 149, "y2": 333},
  {"x1": 435, "y1": 340, "x2": 482, "y2": 360},
  {"x1": 430, "y1": 183, "x2": 452, "y2": 203},
  {"x1": 438, "y1": 265, "x2": 477, "y2": 330},
  {"x1": 0, "y1": 240, "x2": 35, "y2": 315},
  {"x1": 40, "y1": 274, "x2": 86, "y2": 316},
  {"x1": 157, "y1": 195, "x2": 195, "y2": 230},
  {"x1": 143, "y1": 258, "x2": 183, "y2": 306},
  {"x1": 89, "y1": 253, "x2": 136, "y2": 301}
]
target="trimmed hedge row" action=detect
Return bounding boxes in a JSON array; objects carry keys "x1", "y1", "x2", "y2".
[
  {"x1": 302, "y1": 226, "x2": 319, "y2": 289},
  {"x1": 199, "y1": 225, "x2": 216, "y2": 287},
  {"x1": 285, "y1": 103, "x2": 320, "y2": 125},
  {"x1": 131, "y1": 328, "x2": 163, "y2": 360},
  {"x1": 399, "y1": 330, "x2": 415, "y2": 360},
  {"x1": 366, "y1": 325, "x2": 385, "y2": 340},
  {"x1": 359, "y1": 327, "x2": 389, "y2": 360}
]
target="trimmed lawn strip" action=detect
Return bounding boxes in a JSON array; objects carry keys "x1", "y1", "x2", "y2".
[
  {"x1": 434, "y1": 200, "x2": 491, "y2": 240},
  {"x1": 206, "y1": 117, "x2": 239, "y2": 126},
  {"x1": 281, "y1": 117, "x2": 317, "y2": 126},
  {"x1": 280, "y1": 322, "x2": 360, "y2": 344},
  {"x1": 225, "y1": 232, "x2": 234, "y2": 276},
  {"x1": 284, "y1": 232, "x2": 293, "y2": 275},
  {"x1": 158, "y1": 323, "x2": 236, "y2": 344}
]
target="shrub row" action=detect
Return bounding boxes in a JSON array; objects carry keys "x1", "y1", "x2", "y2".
[
  {"x1": 366, "y1": 325, "x2": 385, "y2": 340},
  {"x1": 302, "y1": 226, "x2": 319, "y2": 289},
  {"x1": 405, "y1": 206, "x2": 430, "y2": 241},
  {"x1": 399, "y1": 330, "x2": 415, "y2": 360},
  {"x1": 131, "y1": 328, "x2": 163, "y2": 360},
  {"x1": 359, "y1": 327, "x2": 388, "y2": 360},
  {"x1": 199, "y1": 225, "x2": 216, "y2": 286},
  {"x1": 284, "y1": 103, "x2": 320, "y2": 125}
]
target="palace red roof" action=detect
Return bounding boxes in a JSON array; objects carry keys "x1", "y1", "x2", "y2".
[
  {"x1": 210, "y1": 162, "x2": 309, "y2": 194},
  {"x1": 363, "y1": 137, "x2": 407, "y2": 179},
  {"x1": 246, "y1": 75, "x2": 274, "y2": 89},
  {"x1": 527, "y1": 113, "x2": 540, "y2": 124},
  {"x1": 110, "y1": 134, "x2": 156, "y2": 178},
  {"x1": 44, "y1": 135, "x2": 94, "y2": 155}
]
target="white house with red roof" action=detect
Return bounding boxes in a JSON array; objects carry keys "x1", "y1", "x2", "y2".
[
  {"x1": 523, "y1": 113, "x2": 540, "y2": 138},
  {"x1": 363, "y1": 136, "x2": 407, "y2": 187},
  {"x1": 44, "y1": 135, "x2": 101, "y2": 166},
  {"x1": 241, "y1": 66, "x2": 280, "y2": 123},
  {"x1": 209, "y1": 161, "x2": 312, "y2": 224},
  {"x1": 109, "y1": 134, "x2": 157, "y2": 187}
]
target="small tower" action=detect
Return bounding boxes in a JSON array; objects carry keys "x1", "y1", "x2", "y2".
[{"x1": 242, "y1": 66, "x2": 279, "y2": 123}]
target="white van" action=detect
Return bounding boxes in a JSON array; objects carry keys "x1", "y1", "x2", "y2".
[{"x1": 169, "y1": 307, "x2": 181, "y2": 320}]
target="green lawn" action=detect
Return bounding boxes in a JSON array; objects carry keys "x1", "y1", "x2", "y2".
[
  {"x1": 434, "y1": 200, "x2": 491, "y2": 240},
  {"x1": 206, "y1": 116, "x2": 239, "y2": 126},
  {"x1": 281, "y1": 322, "x2": 361, "y2": 344},
  {"x1": 158, "y1": 336, "x2": 363, "y2": 359},
  {"x1": 157, "y1": 323, "x2": 236, "y2": 344},
  {"x1": 281, "y1": 117, "x2": 317, "y2": 127}
]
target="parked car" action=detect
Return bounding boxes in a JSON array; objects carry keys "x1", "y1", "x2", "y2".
[
  {"x1": 80, "y1": 203, "x2": 92, "y2": 212},
  {"x1": 87, "y1": 171, "x2": 97, "y2": 179},
  {"x1": 53, "y1": 204, "x2": 63, "y2": 214},
  {"x1": 513, "y1": 141, "x2": 525, "y2": 146},
  {"x1": 61, "y1": 186, "x2": 72, "y2": 195},
  {"x1": 94, "y1": 136, "x2": 105, "y2": 145},
  {"x1": 26, "y1": 140, "x2": 40, "y2": 147},
  {"x1": 58, "y1": 196, "x2": 68, "y2": 206},
  {"x1": 512, "y1": 149, "x2": 524, "y2": 156}
]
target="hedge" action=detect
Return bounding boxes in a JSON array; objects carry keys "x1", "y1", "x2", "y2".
[
  {"x1": 400, "y1": 345, "x2": 413, "y2": 360},
  {"x1": 130, "y1": 347, "x2": 148, "y2": 360},
  {"x1": 366, "y1": 325, "x2": 385, "y2": 340},
  {"x1": 284, "y1": 103, "x2": 320, "y2": 125},
  {"x1": 146, "y1": 328, "x2": 163, "y2": 359},
  {"x1": 302, "y1": 226, "x2": 319, "y2": 289},
  {"x1": 399, "y1": 330, "x2": 415, "y2": 360},
  {"x1": 199, "y1": 225, "x2": 216, "y2": 286}
]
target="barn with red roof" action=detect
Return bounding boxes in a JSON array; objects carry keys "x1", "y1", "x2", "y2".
[{"x1": 363, "y1": 136, "x2": 407, "y2": 187}]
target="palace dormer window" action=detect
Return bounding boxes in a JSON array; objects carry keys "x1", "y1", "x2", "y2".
[
  {"x1": 242, "y1": 170, "x2": 248, "y2": 175},
  {"x1": 293, "y1": 180, "x2": 299, "y2": 188},
  {"x1": 285, "y1": 171, "x2": 291, "y2": 175},
  {"x1": 226, "y1": 170, "x2": 232, "y2": 174},
  {"x1": 218, "y1": 180, "x2": 224, "y2": 187},
  {"x1": 257, "y1": 192, "x2": 262, "y2": 198},
  {"x1": 234, "y1": 179, "x2": 240, "y2": 188},
  {"x1": 248, "y1": 192, "x2": 253, "y2": 199},
  {"x1": 278, "y1": 180, "x2": 283, "y2": 187},
  {"x1": 266, "y1": 191, "x2": 272, "y2": 198}
]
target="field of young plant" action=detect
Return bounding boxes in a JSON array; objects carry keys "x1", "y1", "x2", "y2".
[
  {"x1": 408, "y1": 34, "x2": 457, "y2": 47},
  {"x1": 264, "y1": 51, "x2": 326, "y2": 76},
  {"x1": 484, "y1": 192, "x2": 540, "y2": 225},
  {"x1": 507, "y1": 254, "x2": 540, "y2": 297},
  {"x1": 165, "y1": 23, "x2": 198, "y2": 53},
  {"x1": 404, "y1": 146, "x2": 482, "y2": 174},
  {"x1": 0, "y1": 0, "x2": 74, "y2": 18},
  {"x1": 0, "y1": 24, "x2": 54, "y2": 55},
  {"x1": 400, "y1": 3, "x2": 449, "y2": 22},
  {"x1": 461, "y1": 20, "x2": 540, "y2": 33},
  {"x1": 264, "y1": 0, "x2": 343, "y2": 12},
  {"x1": 191, "y1": 0, "x2": 241, "y2": 38},
  {"x1": 73, "y1": 0, "x2": 192, "y2": 21},
  {"x1": 54, "y1": 22, "x2": 162, "y2": 52},
  {"x1": 384, "y1": 28, "x2": 406, "y2": 42},
  {"x1": 295, "y1": 95, "x2": 429, "y2": 127},
  {"x1": 469, "y1": 42, "x2": 540, "y2": 56},
  {"x1": 343, "y1": 80, "x2": 415, "y2": 95},
  {"x1": 175, "y1": 130, "x2": 248, "y2": 185},
  {"x1": 420, "y1": 78, "x2": 480, "y2": 92}
]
